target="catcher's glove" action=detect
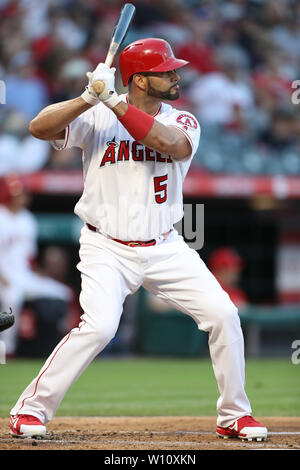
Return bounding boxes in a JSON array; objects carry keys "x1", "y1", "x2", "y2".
[{"x1": 0, "y1": 308, "x2": 14, "y2": 332}]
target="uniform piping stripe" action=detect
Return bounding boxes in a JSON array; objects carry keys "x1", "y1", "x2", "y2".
[
  {"x1": 152, "y1": 103, "x2": 162, "y2": 117},
  {"x1": 62, "y1": 125, "x2": 70, "y2": 149},
  {"x1": 16, "y1": 319, "x2": 86, "y2": 416},
  {"x1": 125, "y1": 95, "x2": 161, "y2": 117}
]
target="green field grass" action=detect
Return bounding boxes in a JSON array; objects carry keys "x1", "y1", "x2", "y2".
[{"x1": 0, "y1": 358, "x2": 299, "y2": 417}]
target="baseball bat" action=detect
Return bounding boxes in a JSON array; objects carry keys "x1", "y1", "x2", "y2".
[{"x1": 92, "y1": 3, "x2": 136, "y2": 95}]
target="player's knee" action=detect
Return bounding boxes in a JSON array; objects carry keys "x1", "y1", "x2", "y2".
[
  {"x1": 203, "y1": 295, "x2": 239, "y2": 329},
  {"x1": 96, "y1": 321, "x2": 118, "y2": 345},
  {"x1": 86, "y1": 319, "x2": 118, "y2": 348},
  {"x1": 214, "y1": 298, "x2": 239, "y2": 325},
  {"x1": 208, "y1": 297, "x2": 244, "y2": 345}
]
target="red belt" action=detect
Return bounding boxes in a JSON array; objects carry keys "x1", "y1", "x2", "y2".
[{"x1": 86, "y1": 224, "x2": 157, "y2": 247}]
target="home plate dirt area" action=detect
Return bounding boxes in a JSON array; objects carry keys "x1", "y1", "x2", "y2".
[{"x1": 1, "y1": 417, "x2": 300, "y2": 450}]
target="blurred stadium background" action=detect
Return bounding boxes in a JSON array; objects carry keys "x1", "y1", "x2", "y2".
[{"x1": 0, "y1": 0, "x2": 300, "y2": 367}]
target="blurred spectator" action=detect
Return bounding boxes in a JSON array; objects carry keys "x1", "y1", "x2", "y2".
[
  {"x1": 53, "y1": 57, "x2": 92, "y2": 102},
  {"x1": 46, "y1": 146, "x2": 81, "y2": 170},
  {"x1": 186, "y1": 45, "x2": 254, "y2": 133},
  {"x1": 38, "y1": 245, "x2": 82, "y2": 331},
  {"x1": 258, "y1": 107, "x2": 298, "y2": 152},
  {"x1": 0, "y1": 174, "x2": 72, "y2": 355},
  {"x1": 47, "y1": 5, "x2": 88, "y2": 52},
  {"x1": 174, "y1": 14, "x2": 218, "y2": 75},
  {"x1": 207, "y1": 247, "x2": 248, "y2": 309},
  {"x1": 83, "y1": 17, "x2": 116, "y2": 68},
  {"x1": 271, "y1": 16, "x2": 300, "y2": 61},
  {"x1": 218, "y1": 1, "x2": 247, "y2": 23},
  {"x1": 0, "y1": 110, "x2": 50, "y2": 175},
  {"x1": 252, "y1": 53, "x2": 295, "y2": 107},
  {"x1": 5, "y1": 50, "x2": 49, "y2": 120}
]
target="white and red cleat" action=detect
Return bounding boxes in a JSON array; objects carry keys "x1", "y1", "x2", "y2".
[
  {"x1": 10, "y1": 414, "x2": 46, "y2": 438},
  {"x1": 216, "y1": 416, "x2": 267, "y2": 441}
]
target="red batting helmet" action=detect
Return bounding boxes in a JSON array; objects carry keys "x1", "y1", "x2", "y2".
[
  {"x1": 119, "y1": 38, "x2": 189, "y2": 86},
  {"x1": 208, "y1": 248, "x2": 244, "y2": 272}
]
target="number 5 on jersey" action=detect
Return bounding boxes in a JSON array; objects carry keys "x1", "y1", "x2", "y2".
[{"x1": 154, "y1": 174, "x2": 168, "y2": 204}]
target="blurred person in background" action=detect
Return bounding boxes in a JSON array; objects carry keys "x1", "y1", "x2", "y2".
[
  {"x1": 208, "y1": 247, "x2": 248, "y2": 309},
  {"x1": 252, "y1": 52, "x2": 295, "y2": 107},
  {"x1": 172, "y1": 12, "x2": 218, "y2": 75},
  {"x1": 271, "y1": 14, "x2": 300, "y2": 62},
  {"x1": 53, "y1": 57, "x2": 93, "y2": 102},
  {"x1": 5, "y1": 50, "x2": 49, "y2": 120},
  {"x1": 38, "y1": 245, "x2": 81, "y2": 331},
  {"x1": 186, "y1": 45, "x2": 254, "y2": 134},
  {"x1": 0, "y1": 110, "x2": 50, "y2": 176},
  {"x1": 0, "y1": 174, "x2": 72, "y2": 356},
  {"x1": 258, "y1": 107, "x2": 299, "y2": 153}
]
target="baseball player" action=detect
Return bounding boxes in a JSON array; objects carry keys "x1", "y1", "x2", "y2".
[
  {"x1": 9, "y1": 38, "x2": 267, "y2": 441},
  {"x1": 0, "y1": 175, "x2": 72, "y2": 356}
]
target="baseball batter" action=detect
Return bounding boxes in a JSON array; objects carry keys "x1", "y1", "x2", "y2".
[{"x1": 10, "y1": 38, "x2": 267, "y2": 441}]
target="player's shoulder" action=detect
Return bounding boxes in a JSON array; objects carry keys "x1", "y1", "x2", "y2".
[
  {"x1": 19, "y1": 209, "x2": 37, "y2": 225},
  {"x1": 160, "y1": 102, "x2": 200, "y2": 131}
]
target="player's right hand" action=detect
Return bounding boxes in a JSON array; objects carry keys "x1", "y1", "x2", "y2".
[{"x1": 81, "y1": 63, "x2": 122, "y2": 109}]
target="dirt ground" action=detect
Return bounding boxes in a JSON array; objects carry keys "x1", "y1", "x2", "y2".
[{"x1": 1, "y1": 416, "x2": 300, "y2": 451}]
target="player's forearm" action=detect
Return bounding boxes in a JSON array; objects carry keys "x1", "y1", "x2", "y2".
[
  {"x1": 29, "y1": 97, "x2": 92, "y2": 140},
  {"x1": 112, "y1": 101, "x2": 177, "y2": 154}
]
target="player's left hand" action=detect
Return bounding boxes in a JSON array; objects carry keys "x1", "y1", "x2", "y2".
[{"x1": 90, "y1": 63, "x2": 116, "y2": 100}]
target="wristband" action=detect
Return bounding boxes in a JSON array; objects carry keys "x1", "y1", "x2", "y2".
[
  {"x1": 118, "y1": 104, "x2": 154, "y2": 141},
  {"x1": 81, "y1": 86, "x2": 99, "y2": 106},
  {"x1": 103, "y1": 92, "x2": 123, "y2": 109}
]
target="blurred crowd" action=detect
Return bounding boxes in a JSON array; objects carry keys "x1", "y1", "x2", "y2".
[{"x1": 0, "y1": 0, "x2": 300, "y2": 175}]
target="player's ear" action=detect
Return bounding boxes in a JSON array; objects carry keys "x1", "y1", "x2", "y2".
[{"x1": 132, "y1": 74, "x2": 148, "y2": 91}]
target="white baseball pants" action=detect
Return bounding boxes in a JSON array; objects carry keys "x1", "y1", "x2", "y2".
[{"x1": 11, "y1": 226, "x2": 252, "y2": 427}]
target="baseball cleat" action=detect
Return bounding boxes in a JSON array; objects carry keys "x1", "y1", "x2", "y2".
[
  {"x1": 10, "y1": 414, "x2": 46, "y2": 438},
  {"x1": 216, "y1": 416, "x2": 268, "y2": 441}
]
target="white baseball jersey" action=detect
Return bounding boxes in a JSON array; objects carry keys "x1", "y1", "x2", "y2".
[{"x1": 52, "y1": 94, "x2": 200, "y2": 241}]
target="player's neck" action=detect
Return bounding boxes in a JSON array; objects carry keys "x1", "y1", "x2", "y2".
[
  {"x1": 127, "y1": 92, "x2": 161, "y2": 117},
  {"x1": 6, "y1": 203, "x2": 22, "y2": 214}
]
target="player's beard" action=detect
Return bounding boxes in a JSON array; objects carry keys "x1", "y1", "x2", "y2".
[{"x1": 146, "y1": 78, "x2": 179, "y2": 101}]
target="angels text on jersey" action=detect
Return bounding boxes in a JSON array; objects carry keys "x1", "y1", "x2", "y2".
[{"x1": 100, "y1": 138, "x2": 173, "y2": 168}]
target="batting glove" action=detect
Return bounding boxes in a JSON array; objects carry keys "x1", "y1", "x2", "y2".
[
  {"x1": 81, "y1": 71, "x2": 100, "y2": 106},
  {"x1": 81, "y1": 63, "x2": 122, "y2": 109}
]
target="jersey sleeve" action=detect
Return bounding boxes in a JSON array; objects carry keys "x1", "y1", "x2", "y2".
[
  {"x1": 51, "y1": 106, "x2": 95, "y2": 151},
  {"x1": 167, "y1": 110, "x2": 201, "y2": 160}
]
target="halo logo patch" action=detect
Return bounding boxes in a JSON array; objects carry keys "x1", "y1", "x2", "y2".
[{"x1": 176, "y1": 114, "x2": 198, "y2": 131}]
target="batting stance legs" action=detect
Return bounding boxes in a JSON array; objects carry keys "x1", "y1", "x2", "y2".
[{"x1": 11, "y1": 227, "x2": 251, "y2": 428}]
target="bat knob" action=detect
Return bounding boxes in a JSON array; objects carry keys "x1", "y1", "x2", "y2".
[{"x1": 93, "y1": 80, "x2": 105, "y2": 95}]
